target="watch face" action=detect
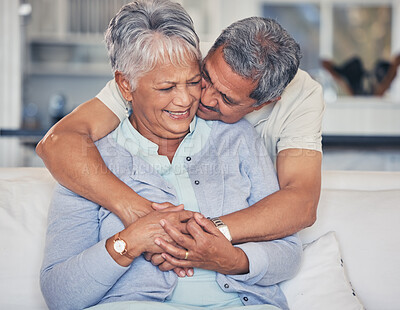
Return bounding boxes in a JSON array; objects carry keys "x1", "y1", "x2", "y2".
[{"x1": 114, "y1": 239, "x2": 126, "y2": 254}]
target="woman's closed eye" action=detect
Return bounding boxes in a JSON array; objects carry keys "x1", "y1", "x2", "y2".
[
  {"x1": 158, "y1": 86, "x2": 174, "y2": 92},
  {"x1": 158, "y1": 80, "x2": 200, "y2": 92}
]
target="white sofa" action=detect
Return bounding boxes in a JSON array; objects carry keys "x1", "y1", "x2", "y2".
[{"x1": 0, "y1": 168, "x2": 399, "y2": 310}]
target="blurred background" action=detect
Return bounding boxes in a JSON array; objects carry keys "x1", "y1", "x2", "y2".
[{"x1": 1, "y1": 0, "x2": 399, "y2": 170}]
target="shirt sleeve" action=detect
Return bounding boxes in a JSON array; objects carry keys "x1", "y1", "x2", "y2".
[
  {"x1": 40, "y1": 185, "x2": 129, "y2": 310},
  {"x1": 277, "y1": 72, "x2": 325, "y2": 154},
  {"x1": 224, "y1": 120, "x2": 302, "y2": 287},
  {"x1": 230, "y1": 235, "x2": 302, "y2": 286},
  {"x1": 96, "y1": 79, "x2": 131, "y2": 122}
]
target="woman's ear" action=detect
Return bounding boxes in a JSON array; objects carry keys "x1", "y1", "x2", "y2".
[{"x1": 115, "y1": 71, "x2": 133, "y2": 101}]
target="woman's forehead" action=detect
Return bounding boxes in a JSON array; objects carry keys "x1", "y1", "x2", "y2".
[{"x1": 140, "y1": 60, "x2": 200, "y2": 84}]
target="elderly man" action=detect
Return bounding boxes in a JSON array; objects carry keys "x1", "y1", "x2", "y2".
[{"x1": 37, "y1": 14, "x2": 324, "y2": 273}]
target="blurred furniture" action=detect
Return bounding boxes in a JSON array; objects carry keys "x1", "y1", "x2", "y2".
[{"x1": 0, "y1": 168, "x2": 399, "y2": 309}]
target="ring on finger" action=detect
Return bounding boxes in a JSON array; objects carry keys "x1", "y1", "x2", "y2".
[{"x1": 184, "y1": 251, "x2": 189, "y2": 260}]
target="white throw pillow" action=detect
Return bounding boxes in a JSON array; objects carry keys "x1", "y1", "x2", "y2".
[
  {"x1": 0, "y1": 168, "x2": 55, "y2": 309},
  {"x1": 280, "y1": 231, "x2": 364, "y2": 310}
]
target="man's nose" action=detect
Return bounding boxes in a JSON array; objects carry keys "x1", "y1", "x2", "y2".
[{"x1": 201, "y1": 81, "x2": 218, "y2": 107}]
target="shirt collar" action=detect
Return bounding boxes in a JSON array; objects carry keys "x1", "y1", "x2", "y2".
[
  {"x1": 112, "y1": 116, "x2": 209, "y2": 174},
  {"x1": 244, "y1": 101, "x2": 275, "y2": 126}
]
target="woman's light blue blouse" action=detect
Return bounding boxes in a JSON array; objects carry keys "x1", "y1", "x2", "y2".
[{"x1": 112, "y1": 117, "x2": 243, "y2": 308}]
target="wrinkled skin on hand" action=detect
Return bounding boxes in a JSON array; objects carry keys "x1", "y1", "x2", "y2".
[
  {"x1": 122, "y1": 205, "x2": 194, "y2": 258},
  {"x1": 144, "y1": 202, "x2": 194, "y2": 277},
  {"x1": 154, "y1": 213, "x2": 249, "y2": 275}
]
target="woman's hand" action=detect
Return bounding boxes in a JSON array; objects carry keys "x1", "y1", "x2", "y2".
[
  {"x1": 144, "y1": 202, "x2": 194, "y2": 277},
  {"x1": 106, "y1": 206, "x2": 194, "y2": 267},
  {"x1": 155, "y1": 213, "x2": 249, "y2": 275},
  {"x1": 143, "y1": 252, "x2": 194, "y2": 278}
]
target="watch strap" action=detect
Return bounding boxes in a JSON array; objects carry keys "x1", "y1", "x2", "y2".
[
  {"x1": 210, "y1": 217, "x2": 232, "y2": 242},
  {"x1": 113, "y1": 233, "x2": 135, "y2": 259}
]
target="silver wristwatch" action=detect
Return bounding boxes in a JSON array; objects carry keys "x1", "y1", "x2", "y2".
[{"x1": 210, "y1": 217, "x2": 232, "y2": 242}]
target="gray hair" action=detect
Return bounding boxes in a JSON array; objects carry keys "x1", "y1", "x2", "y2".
[
  {"x1": 210, "y1": 17, "x2": 301, "y2": 106},
  {"x1": 105, "y1": 0, "x2": 201, "y2": 91}
]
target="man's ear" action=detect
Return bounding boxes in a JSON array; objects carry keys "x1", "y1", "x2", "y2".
[
  {"x1": 115, "y1": 71, "x2": 133, "y2": 102},
  {"x1": 253, "y1": 96, "x2": 281, "y2": 111}
]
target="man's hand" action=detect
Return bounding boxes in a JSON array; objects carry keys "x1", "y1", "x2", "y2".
[{"x1": 155, "y1": 213, "x2": 249, "y2": 275}]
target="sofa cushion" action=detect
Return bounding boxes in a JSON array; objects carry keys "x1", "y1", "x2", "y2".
[
  {"x1": 1, "y1": 168, "x2": 399, "y2": 310},
  {"x1": 0, "y1": 168, "x2": 55, "y2": 309},
  {"x1": 280, "y1": 231, "x2": 364, "y2": 310},
  {"x1": 299, "y1": 187, "x2": 400, "y2": 310}
]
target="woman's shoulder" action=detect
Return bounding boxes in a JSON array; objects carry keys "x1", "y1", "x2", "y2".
[
  {"x1": 195, "y1": 118, "x2": 262, "y2": 159},
  {"x1": 95, "y1": 132, "x2": 126, "y2": 156},
  {"x1": 94, "y1": 133, "x2": 134, "y2": 178},
  {"x1": 207, "y1": 118, "x2": 257, "y2": 140}
]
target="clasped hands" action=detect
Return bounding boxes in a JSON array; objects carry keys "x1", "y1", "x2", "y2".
[{"x1": 138, "y1": 202, "x2": 249, "y2": 277}]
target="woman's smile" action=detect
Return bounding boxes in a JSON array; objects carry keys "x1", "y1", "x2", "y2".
[{"x1": 164, "y1": 108, "x2": 191, "y2": 119}]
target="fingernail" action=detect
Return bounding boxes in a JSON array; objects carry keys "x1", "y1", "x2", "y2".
[
  {"x1": 179, "y1": 271, "x2": 186, "y2": 277},
  {"x1": 188, "y1": 269, "x2": 194, "y2": 277},
  {"x1": 160, "y1": 219, "x2": 165, "y2": 227},
  {"x1": 155, "y1": 238, "x2": 161, "y2": 245}
]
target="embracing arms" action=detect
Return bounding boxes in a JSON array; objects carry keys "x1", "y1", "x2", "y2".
[
  {"x1": 37, "y1": 97, "x2": 321, "y2": 242},
  {"x1": 36, "y1": 98, "x2": 153, "y2": 225},
  {"x1": 221, "y1": 148, "x2": 322, "y2": 243}
]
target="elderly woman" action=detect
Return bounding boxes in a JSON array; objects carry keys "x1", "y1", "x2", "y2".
[{"x1": 40, "y1": 1, "x2": 301, "y2": 309}]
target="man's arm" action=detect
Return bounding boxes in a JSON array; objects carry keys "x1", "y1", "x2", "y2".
[
  {"x1": 36, "y1": 98, "x2": 153, "y2": 226},
  {"x1": 221, "y1": 148, "x2": 322, "y2": 243},
  {"x1": 156, "y1": 213, "x2": 302, "y2": 284}
]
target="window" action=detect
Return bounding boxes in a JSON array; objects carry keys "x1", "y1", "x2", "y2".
[{"x1": 263, "y1": 3, "x2": 321, "y2": 72}]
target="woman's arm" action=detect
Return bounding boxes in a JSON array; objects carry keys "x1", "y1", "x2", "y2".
[
  {"x1": 36, "y1": 98, "x2": 153, "y2": 226},
  {"x1": 40, "y1": 185, "x2": 129, "y2": 310},
  {"x1": 40, "y1": 185, "x2": 194, "y2": 309}
]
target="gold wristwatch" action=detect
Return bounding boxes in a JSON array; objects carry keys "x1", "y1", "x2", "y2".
[{"x1": 113, "y1": 233, "x2": 134, "y2": 259}]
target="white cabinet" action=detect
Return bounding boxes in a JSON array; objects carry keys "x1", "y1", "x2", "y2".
[{"x1": 25, "y1": 0, "x2": 132, "y2": 76}]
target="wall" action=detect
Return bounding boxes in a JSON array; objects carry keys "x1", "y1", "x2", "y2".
[{"x1": 0, "y1": 0, "x2": 22, "y2": 167}]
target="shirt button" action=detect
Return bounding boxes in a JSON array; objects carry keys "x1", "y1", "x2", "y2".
[
  {"x1": 194, "y1": 180, "x2": 200, "y2": 185},
  {"x1": 224, "y1": 283, "x2": 229, "y2": 288},
  {"x1": 243, "y1": 297, "x2": 248, "y2": 302},
  {"x1": 186, "y1": 156, "x2": 191, "y2": 161}
]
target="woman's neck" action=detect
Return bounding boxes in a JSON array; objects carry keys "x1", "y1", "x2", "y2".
[{"x1": 129, "y1": 118, "x2": 187, "y2": 162}]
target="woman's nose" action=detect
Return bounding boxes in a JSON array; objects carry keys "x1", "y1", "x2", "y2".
[{"x1": 173, "y1": 87, "x2": 192, "y2": 107}]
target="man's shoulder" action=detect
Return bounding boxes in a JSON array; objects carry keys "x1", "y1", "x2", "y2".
[
  {"x1": 282, "y1": 69, "x2": 323, "y2": 103},
  {"x1": 276, "y1": 69, "x2": 324, "y2": 115},
  {"x1": 289, "y1": 68, "x2": 321, "y2": 89}
]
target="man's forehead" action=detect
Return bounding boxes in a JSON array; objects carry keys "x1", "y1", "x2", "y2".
[{"x1": 203, "y1": 49, "x2": 257, "y2": 105}]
